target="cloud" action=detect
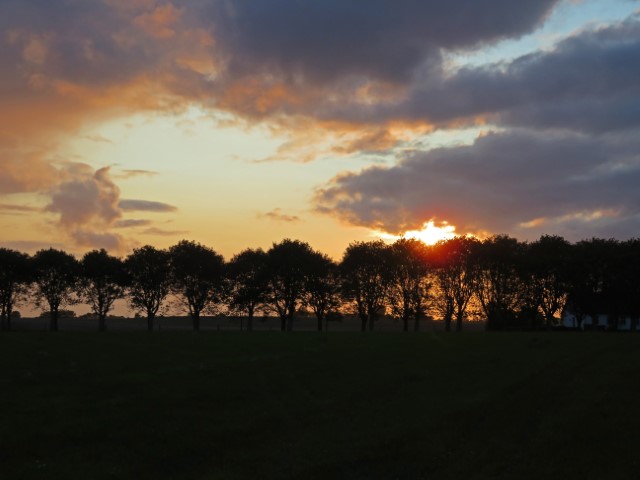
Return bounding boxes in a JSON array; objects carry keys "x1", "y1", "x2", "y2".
[
  {"x1": 40, "y1": 165, "x2": 176, "y2": 252},
  {"x1": 134, "y1": 3, "x2": 183, "y2": 39},
  {"x1": 119, "y1": 199, "x2": 177, "y2": 212},
  {"x1": 258, "y1": 208, "x2": 301, "y2": 223},
  {"x1": 71, "y1": 230, "x2": 127, "y2": 251},
  {"x1": 82, "y1": 134, "x2": 113, "y2": 144},
  {"x1": 0, "y1": 0, "x2": 570, "y2": 182},
  {"x1": 0, "y1": 0, "x2": 562, "y2": 147},
  {"x1": 142, "y1": 227, "x2": 189, "y2": 236},
  {"x1": 2, "y1": 0, "x2": 639, "y2": 246},
  {"x1": 46, "y1": 166, "x2": 121, "y2": 227},
  {"x1": 115, "y1": 169, "x2": 159, "y2": 179},
  {"x1": 0, "y1": 203, "x2": 39, "y2": 214},
  {"x1": 0, "y1": 149, "x2": 60, "y2": 194},
  {"x1": 315, "y1": 129, "x2": 640, "y2": 241},
  {"x1": 327, "y1": 15, "x2": 640, "y2": 133},
  {"x1": 209, "y1": 0, "x2": 557, "y2": 86},
  {"x1": 309, "y1": 14, "x2": 640, "y2": 241},
  {"x1": 113, "y1": 218, "x2": 153, "y2": 228}
]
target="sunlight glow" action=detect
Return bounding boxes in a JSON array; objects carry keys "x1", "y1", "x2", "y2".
[{"x1": 377, "y1": 221, "x2": 458, "y2": 245}]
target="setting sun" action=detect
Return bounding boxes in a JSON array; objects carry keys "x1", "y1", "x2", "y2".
[
  {"x1": 405, "y1": 221, "x2": 457, "y2": 245},
  {"x1": 378, "y1": 221, "x2": 457, "y2": 245}
]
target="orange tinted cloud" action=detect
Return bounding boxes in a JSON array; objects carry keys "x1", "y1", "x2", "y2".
[
  {"x1": 258, "y1": 208, "x2": 301, "y2": 223},
  {"x1": 134, "y1": 3, "x2": 183, "y2": 39}
]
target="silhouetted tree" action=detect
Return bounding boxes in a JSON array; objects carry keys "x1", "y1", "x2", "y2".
[
  {"x1": 387, "y1": 239, "x2": 431, "y2": 332},
  {"x1": 567, "y1": 238, "x2": 618, "y2": 330},
  {"x1": 32, "y1": 248, "x2": 79, "y2": 332},
  {"x1": 80, "y1": 249, "x2": 126, "y2": 331},
  {"x1": 169, "y1": 240, "x2": 224, "y2": 331},
  {"x1": 0, "y1": 248, "x2": 31, "y2": 331},
  {"x1": 619, "y1": 239, "x2": 640, "y2": 331},
  {"x1": 125, "y1": 246, "x2": 171, "y2": 331},
  {"x1": 225, "y1": 248, "x2": 268, "y2": 331},
  {"x1": 432, "y1": 236, "x2": 479, "y2": 332},
  {"x1": 522, "y1": 236, "x2": 572, "y2": 329},
  {"x1": 304, "y1": 251, "x2": 341, "y2": 331},
  {"x1": 341, "y1": 240, "x2": 392, "y2": 332},
  {"x1": 475, "y1": 235, "x2": 524, "y2": 330},
  {"x1": 265, "y1": 239, "x2": 315, "y2": 331}
]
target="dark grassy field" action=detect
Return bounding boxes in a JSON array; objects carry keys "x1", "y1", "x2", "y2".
[{"x1": 1, "y1": 332, "x2": 639, "y2": 479}]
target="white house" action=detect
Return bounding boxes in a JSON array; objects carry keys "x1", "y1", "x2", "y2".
[{"x1": 561, "y1": 312, "x2": 640, "y2": 331}]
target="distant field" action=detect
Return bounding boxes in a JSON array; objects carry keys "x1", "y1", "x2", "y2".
[
  {"x1": 12, "y1": 315, "x2": 487, "y2": 332},
  {"x1": 1, "y1": 333, "x2": 639, "y2": 479}
]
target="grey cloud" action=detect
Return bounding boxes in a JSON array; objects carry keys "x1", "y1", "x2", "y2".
[
  {"x1": 343, "y1": 15, "x2": 640, "y2": 133},
  {"x1": 113, "y1": 219, "x2": 153, "y2": 228},
  {"x1": 119, "y1": 199, "x2": 177, "y2": 212},
  {"x1": 71, "y1": 229, "x2": 125, "y2": 251},
  {"x1": 1, "y1": 0, "x2": 161, "y2": 87},
  {"x1": 46, "y1": 166, "x2": 121, "y2": 227},
  {"x1": 315, "y1": 130, "x2": 640, "y2": 240},
  {"x1": 209, "y1": 0, "x2": 558, "y2": 85},
  {"x1": 142, "y1": 227, "x2": 189, "y2": 236},
  {"x1": 41, "y1": 165, "x2": 173, "y2": 250}
]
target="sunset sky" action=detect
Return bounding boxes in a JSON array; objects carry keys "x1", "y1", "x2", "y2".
[{"x1": 1, "y1": 0, "x2": 639, "y2": 260}]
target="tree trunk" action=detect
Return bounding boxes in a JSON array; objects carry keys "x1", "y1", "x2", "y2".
[
  {"x1": 247, "y1": 313, "x2": 253, "y2": 332},
  {"x1": 50, "y1": 309, "x2": 58, "y2": 332},
  {"x1": 147, "y1": 313, "x2": 155, "y2": 332},
  {"x1": 287, "y1": 311, "x2": 294, "y2": 332},
  {"x1": 414, "y1": 315, "x2": 420, "y2": 332},
  {"x1": 317, "y1": 315, "x2": 323, "y2": 332},
  {"x1": 444, "y1": 314, "x2": 452, "y2": 332},
  {"x1": 368, "y1": 314, "x2": 374, "y2": 331},
  {"x1": 280, "y1": 316, "x2": 286, "y2": 331},
  {"x1": 6, "y1": 305, "x2": 12, "y2": 331},
  {"x1": 99, "y1": 313, "x2": 106, "y2": 332},
  {"x1": 0, "y1": 310, "x2": 5, "y2": 331},
  {"x1": 192, "y1": 311, "x2": 200, "y2": 332},
  {"x1": 455, "y1": 312, "x2": 463, "y2": 332},
  {"x1": 403, "y1": 315, "x2": 409, "y2": 333}
]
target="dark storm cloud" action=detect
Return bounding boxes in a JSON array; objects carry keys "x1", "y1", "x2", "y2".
[
  {"x1": 346, "y1": 15, "x2": 640, "y2": 132},
  {"x1": 2, "y1": 0, "x2": 134, "y2": 86},
  {"x1": 0, "y1": 0, "x2": 563, "y2": 126},
  {"x1": 209, "y1": 0, "x2": 558, "y2": 85},
  {"x1": 315, "y1": 130, "x2": 640, "y2": 240}
]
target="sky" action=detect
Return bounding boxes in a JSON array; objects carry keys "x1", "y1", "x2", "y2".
[{"x1": 1, "y1": 0, "x2": 639, "y2": 261}]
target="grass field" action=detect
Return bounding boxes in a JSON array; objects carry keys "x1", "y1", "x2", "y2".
[{"x1": 1, "y1": 332, "x2": 639, "y2": 479}]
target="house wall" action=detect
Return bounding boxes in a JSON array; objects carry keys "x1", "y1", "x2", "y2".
[{"x1": 562, "y1": 313, "x2": 640, "y2": 331}]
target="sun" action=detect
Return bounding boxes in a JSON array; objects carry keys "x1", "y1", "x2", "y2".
[
  {"x1": 403, "y1": 221, "x2": 457, "y2": 245},
  {"x1": 377, "y1": 221, "x2": 458, "y2": 245}
]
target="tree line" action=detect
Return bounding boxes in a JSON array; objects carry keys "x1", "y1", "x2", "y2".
[{"x1": 1, "y1": 235, "x2": 639, "y2": 333}]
